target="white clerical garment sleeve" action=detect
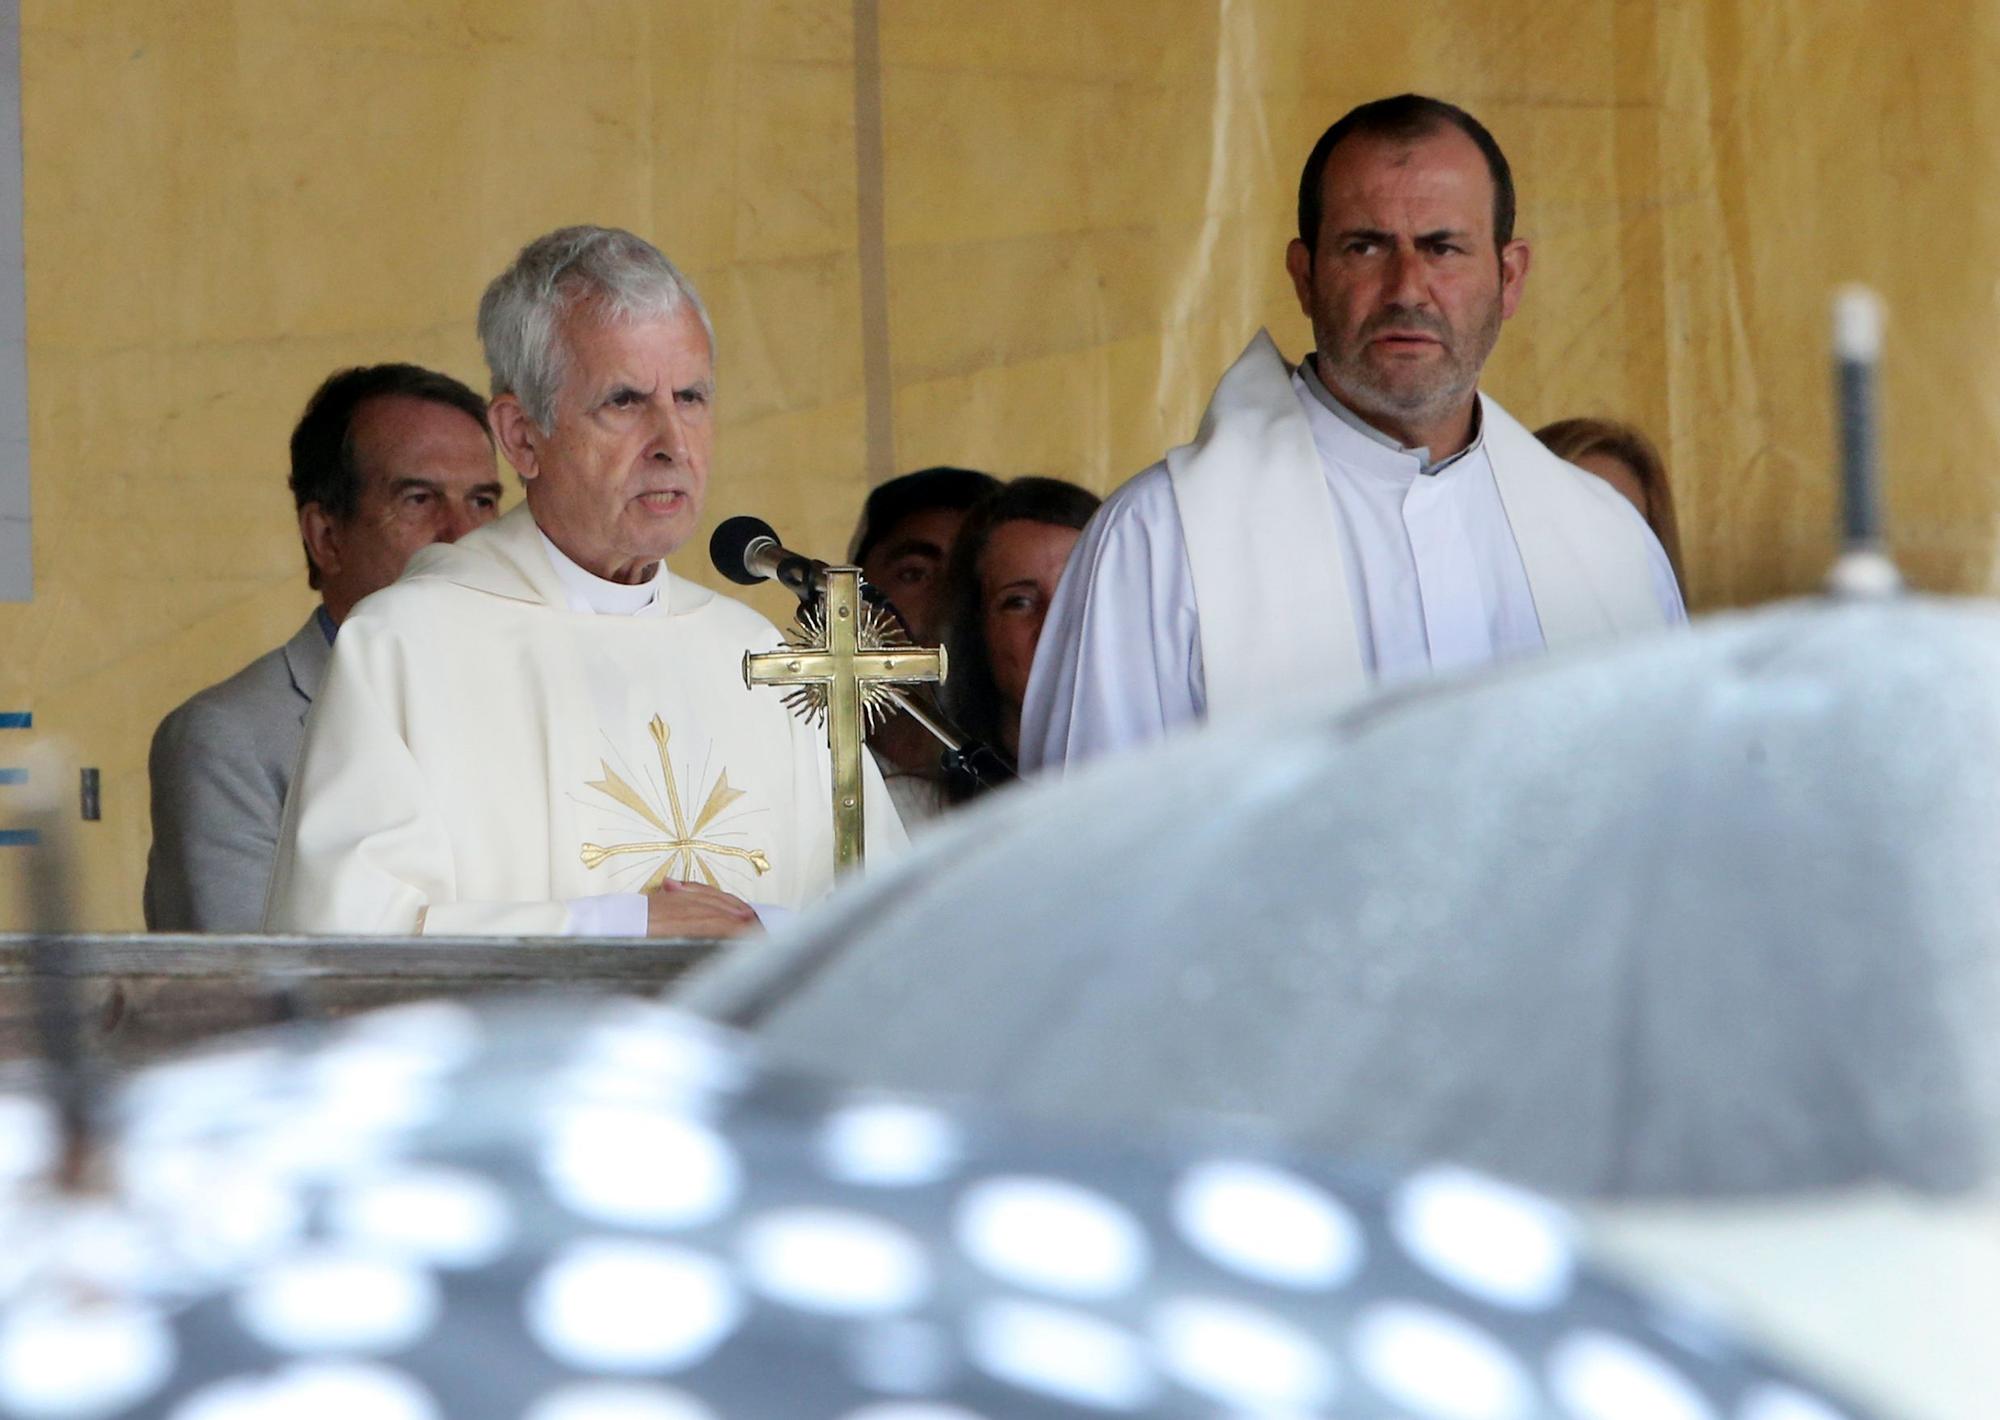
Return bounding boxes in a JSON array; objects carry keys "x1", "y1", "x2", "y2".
[
  {"x1": 264, "y1": 623, "x2": 573, "y2": 937},
  {"x1": 563, "y1": 893, "x2": 648, "y2": 938},
  {"x1": 559, "y1": 894, "x2": 796, "y2": 937},
  {"x1": 1018, "y1": 466, "x2": 1204, "y2": 775}
]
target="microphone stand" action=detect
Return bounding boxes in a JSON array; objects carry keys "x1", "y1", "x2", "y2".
[
  {"x1": 842, "y1": 584, "x2": 1018, "y2": 796},
  {"x1": 881, "y1": 684, "x2": 1016, "y2": 796},
  {"x1": 716, "y1": 515, "x2": 1017, "y2": 795}
]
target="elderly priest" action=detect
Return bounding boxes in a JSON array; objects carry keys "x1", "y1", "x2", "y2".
[{"x1": 265, "y1": 226, "x2": 904, "y2": 939}]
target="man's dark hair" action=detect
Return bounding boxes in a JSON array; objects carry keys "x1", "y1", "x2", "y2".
[
  {"x1": 1296, "y1": 94, "x2": 1516, "y2": 254},
  {"x1": 287, "y1": 363, "x2": 493, "y2": 588},
  {"x1": 848, "y1": 466, "x2": 1004, "y2": 565}
]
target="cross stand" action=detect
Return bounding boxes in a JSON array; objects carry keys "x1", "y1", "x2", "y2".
[{"x1": 743, "y1": 566, "x2": 945, "y2": 872}]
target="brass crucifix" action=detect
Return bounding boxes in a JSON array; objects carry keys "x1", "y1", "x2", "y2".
[{"x1": 743, "y1": 567, "x2": 945, "y2": 872}]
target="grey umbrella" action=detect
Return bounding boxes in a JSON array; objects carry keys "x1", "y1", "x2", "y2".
[
  {"x1": 0, "y1": 996, "x2": 1878, "y2": 1420},
  {"x1": 676, "y1": 596, "x2": 2000, "y2": 1201},
  {"x1": 673, "y1": 596, "x2": 2000, "y2": 1416}
]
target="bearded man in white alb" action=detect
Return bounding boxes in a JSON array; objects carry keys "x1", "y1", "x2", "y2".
[
  {"x1": 1020, "y1": 94, "x2": 1685, "y2": 773},
  {"x1": 266, "y1": 226, "x2": 903, "y2": 938}
]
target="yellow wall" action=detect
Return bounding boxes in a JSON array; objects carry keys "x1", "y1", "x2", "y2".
[{"x1": 3, "y1": 0, "x2": 1996, "y2": 928}]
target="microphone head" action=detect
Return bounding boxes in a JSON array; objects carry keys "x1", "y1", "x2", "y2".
[{"x1": 710, "y1": 515, "x2": 780, "y2": 585}]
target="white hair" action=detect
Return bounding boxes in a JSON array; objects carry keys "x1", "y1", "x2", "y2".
[{"x1": 477, "y1": 225, "x2": 715, "y2": 431}]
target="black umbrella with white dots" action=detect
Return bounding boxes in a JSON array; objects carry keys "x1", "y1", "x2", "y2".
[{"x1": 0, "y1": 996, "x2": 1876, "y2": 1420}]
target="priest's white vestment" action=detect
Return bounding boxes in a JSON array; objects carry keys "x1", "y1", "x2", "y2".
[
  {"x1": 1020, "y1": 332, "x2": 1685, "y2": 772},
  {"x1": 265, "y1": 504, "x2": 905, "y2": 936}
]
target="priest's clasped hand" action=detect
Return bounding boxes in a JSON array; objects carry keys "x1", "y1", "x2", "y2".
[{"x1": 646, "y1": 878, "x2": 761, "y2": 940}]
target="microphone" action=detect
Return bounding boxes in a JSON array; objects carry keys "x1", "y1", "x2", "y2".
[{"x1": 709, "y1": 515, "x2": 836, "y2": 601}]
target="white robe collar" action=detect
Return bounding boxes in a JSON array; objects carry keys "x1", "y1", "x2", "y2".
[
  {"x1": 398, "y1": 503, "x2": 716, "y2": 620},
  {"x1": 1164, "y1": 332, "x2": 1364, "y2": 717},
  {"x1": 536, "y1": 526, "x2": 662, "y2": 616},
  {"x1": 1296, "y1": 355, "x2": 1484, "y2": 476},
  {"x1": 1166, "y1": 329, "x2": 1672, "y2": 722}
]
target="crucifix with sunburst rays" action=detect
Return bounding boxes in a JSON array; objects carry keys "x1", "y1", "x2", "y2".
[
  {"x1": 579, "y1": 715, "x2": 772, "y2": 891},
  {"x1": 743, "y1": 566, "x2": 945, "y2": 872}
]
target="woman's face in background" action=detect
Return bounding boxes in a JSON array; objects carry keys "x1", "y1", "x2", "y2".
[{"x1": 980, "y1": 518, "x2": 1083, "y2": 714}]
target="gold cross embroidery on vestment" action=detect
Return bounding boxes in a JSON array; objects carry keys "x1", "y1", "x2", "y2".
[{"x1": 579, "y1": 715, "x2": 772, "y2": 890}]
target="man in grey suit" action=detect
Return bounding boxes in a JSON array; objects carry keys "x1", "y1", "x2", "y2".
[{"x1": 144, "y1": 364, "x2": 504, "y2": 931}]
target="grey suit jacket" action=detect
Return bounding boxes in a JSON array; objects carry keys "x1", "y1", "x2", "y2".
[{"x1": 144, "y1": 614, "x2": 330, "y2": 932}]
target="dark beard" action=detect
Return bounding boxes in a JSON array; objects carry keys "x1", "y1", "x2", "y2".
[{"x1": 1312, "y1": 302, "x2": 1500, "y2": 425}]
